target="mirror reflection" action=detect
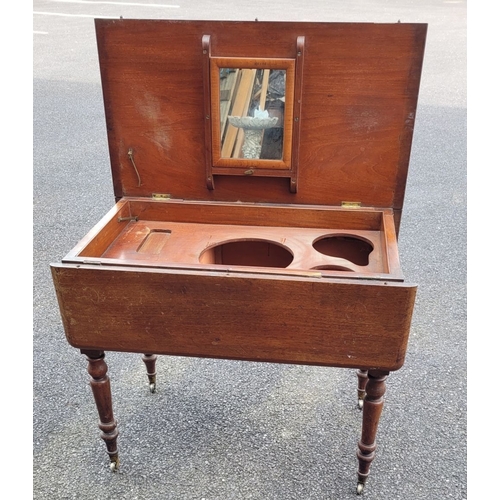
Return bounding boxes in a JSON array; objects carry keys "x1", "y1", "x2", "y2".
[{"x1": 219, "y1": 68, "x2": 286, "y2": 160}]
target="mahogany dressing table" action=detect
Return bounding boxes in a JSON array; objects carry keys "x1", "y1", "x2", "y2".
[{"x1": 51, "y1": 19, "x2": 426, "y2": 494}]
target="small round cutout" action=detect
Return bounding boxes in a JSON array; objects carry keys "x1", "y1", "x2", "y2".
[{"x1": 311, "y1": 265, "x2": 354, "y2": 272}]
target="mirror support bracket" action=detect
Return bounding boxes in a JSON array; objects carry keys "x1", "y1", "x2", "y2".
[
  {"x1": 289, "y1": 36, "x2": 305, "y2": 193},
  {"x1": 202, "y1": 35, "x2": 215, "y2": 190},
  {"x1": 203, "y1": 34, "x2": 305, "y2": 193}
]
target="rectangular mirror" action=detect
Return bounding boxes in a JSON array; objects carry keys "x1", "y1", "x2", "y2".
[{"x1": 210, "y1": 57, "x2": 295, "y2": 170}]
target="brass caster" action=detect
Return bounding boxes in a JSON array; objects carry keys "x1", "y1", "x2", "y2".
[
  {"x1": 147, "y1": 373, "x2": 157, "y2": 393},
  {"x1": 356, "y1": 388, "x2": 366, "y2": 410},
  {"x1": 109, "y1": 456, "x2": 119, "y2": 472},
  {"x1": 356, "y1": 482, "x2": 365, "y2": 495}
]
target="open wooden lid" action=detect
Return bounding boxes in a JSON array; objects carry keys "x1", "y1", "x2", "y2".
[{"x1": 95, "y1": 19, "x2": 426, "y2": 217}]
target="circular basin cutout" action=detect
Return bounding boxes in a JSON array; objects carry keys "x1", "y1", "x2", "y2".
[
  {"x1": 312, "y1": 265, "x2": 354, "y2": 272},
  {"x1": 199, "y1": 239, "x2": 293, "y2": 268},
  {"x1": 313, "y1": 235, "x2": 373, "y2": 266}
]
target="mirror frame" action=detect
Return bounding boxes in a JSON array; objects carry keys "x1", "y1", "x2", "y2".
[
  {"x1": 202, "y1": 35, "x2": 304, "y2": 192},
  {"x1": 210, "y1": 57, "x2": 296, "y2": 170}
]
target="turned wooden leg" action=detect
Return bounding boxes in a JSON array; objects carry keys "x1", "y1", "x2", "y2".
[
  {"x1": 141, "y1": 354, "x2": 158, "y2": 393},
  {"x1": 356, "y1": 369, "x2": 368, "y2": 409},
  {"x1": 81, "y1": 349, "x2": 119, "y2": 471},
  {"x1": 356, "y1": 370, "x2": 389, "y2": 494}
]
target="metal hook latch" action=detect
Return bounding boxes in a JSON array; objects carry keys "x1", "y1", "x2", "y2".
[{"x1": 128, "y1": 148, "x2": 141, "y2": 187}]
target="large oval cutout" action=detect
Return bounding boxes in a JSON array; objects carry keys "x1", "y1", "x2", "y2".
[{"x1": 200, "y1": 239, "x2": 293, "y2": 268}]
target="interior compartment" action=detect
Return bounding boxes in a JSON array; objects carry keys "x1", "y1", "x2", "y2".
[{"x1": 66, "y1": 199, "x2": 401, "y2": 280}]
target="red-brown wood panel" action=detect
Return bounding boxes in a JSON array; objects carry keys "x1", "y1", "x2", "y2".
[
  {"x1": 95, "y1": 20, "x2": 426, "y2": 216},
  {"x1": 51, "y1": 263, "x2": 416, "y2": 371}
]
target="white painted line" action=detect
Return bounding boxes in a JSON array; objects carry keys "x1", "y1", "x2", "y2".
[
  {"x1": 47, "y1": 0, "x2": 179, "y2": 7},
  {"x1": 34, "y1": 11, "x2": 118, "y2": 18}
]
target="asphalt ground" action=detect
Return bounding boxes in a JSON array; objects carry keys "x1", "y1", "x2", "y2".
[{"x1": 32, "y1": 1, "x2": 467, "y2": 499}]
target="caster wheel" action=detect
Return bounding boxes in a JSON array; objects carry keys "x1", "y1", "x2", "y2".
[
  {"x1": 149, "y1": 383, "x2": 156, "y2": 393},
  {"x1": 109, "y1": 457, "x2": 119, "y2": 472},
  {"x1": 356, "y1": 482, "x2": 364, "y2": 495},
  {"x1": 357, "y1": 399, "x2": 364, "y2": 410}
]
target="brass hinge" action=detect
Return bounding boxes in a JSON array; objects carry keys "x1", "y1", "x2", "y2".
[
  {"x1": 152, "y1": 193, "x2": 171, "y2": 200},
  {"x1": 341, "y1": 201, "x2": 361, "y2": 208},
  {"x1": 118, "y1": 216, "x2": 138, "y2": 222}
]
